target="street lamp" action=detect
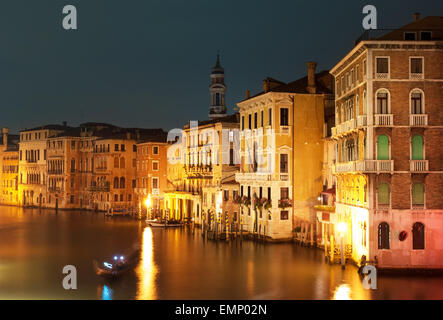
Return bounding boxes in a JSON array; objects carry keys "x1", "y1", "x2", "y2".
[{"x1": 337, "y1": 222, "x2": 346, "y2": 269}]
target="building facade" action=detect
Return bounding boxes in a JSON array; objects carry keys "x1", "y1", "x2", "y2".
[
  {"x1": 135, "y1": 140, "x2": 168, "y2": 218},
  {"x1": 330, "y1": 15, "x2": 443, "y2": 269},
  {"x1": 235, "y1": 62, "x2": 334, "y2": 241}
]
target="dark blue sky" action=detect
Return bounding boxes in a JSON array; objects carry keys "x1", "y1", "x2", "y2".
[{"x1": 0, "y1": 0, "x2": 441, "y2": 133}]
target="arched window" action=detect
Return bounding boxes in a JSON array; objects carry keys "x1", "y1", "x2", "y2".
[
  {"x1": 378, "y1": 183, "x2": 390, "y2": 206},
  {"x1": 376, "y1": 90, "x2": 389, "y2": 114},
  {"x1": 120, "y1": 157, "x2": 125, "y2": 169},
  {"x1": 120, "y1": 177, "x2": 125, "y2": 189},
  {"x1": 412, "y1": 222, "x2": 425, "y2": 250},
  {"x1": 411, "y1": 135, "x2": 424, "y2": 160},
  {"x1": 114, "y1": 157, "x2": 119, "y2": 168},
  {"x1": 113, "y1": 177, "x2": 119, "y2": 189},
  {"x1": 215, "y1": 93, "x2": 220, "y2": 105},
  {"x1": 378, "y1": 222, "x2": 390, "y2": 249},
  {"x1": 377, "y1": 135, "x2": 389, "y2": 160},
  {"x1": 412, "y1": 183, "x2": 424, "y2": 206},
  {"x1": 410, "y1": 90, "x2": 423, "y2": 114}
]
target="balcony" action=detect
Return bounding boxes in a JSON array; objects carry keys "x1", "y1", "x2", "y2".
[
  {"x1": 89, "y1": 185, "x2": 110, "y2": 192},
  {"x1": 410, "y1": 114, "x2": 428, "y2": 126},
  {"x1": 332, "y1": 119, "x2": 357, "y2": 137},
  {"x1": 357, "y1": 115, "x2": 367, "y2": 127},
  {"x1": 374, "y1": 114, "x2": 393, "y2": 126},
  {"x1": 376, "y1": 73, "x2": 389, "y2": 80},
  {"x1": 410, "y1": 160, "x2": 428, "y2": 172},
  {"x1": 235, "y1": 172, "x2": 272, "y2": 182},
  {"x1": 280, "y1": 126, "x2": 291, "y2": 135},
  {"x1": 333, "y1": 160, "x2": 394, "y2": 174},
  {"x1": 410, "y1": 73, "x2": 424, "y2": 80}
]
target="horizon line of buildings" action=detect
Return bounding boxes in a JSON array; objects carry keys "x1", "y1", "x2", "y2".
[{"x1": 0, "y1": 13, "x2": 442, "y2": 270}]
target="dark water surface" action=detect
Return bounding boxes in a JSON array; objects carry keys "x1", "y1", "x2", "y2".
[{"x1": 1, "y1": 206, "x2": 443, "y2": 300}]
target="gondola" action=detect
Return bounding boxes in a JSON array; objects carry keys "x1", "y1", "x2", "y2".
[{"x1": 93, "y1": 245, "x2": 141, "y2": 279}]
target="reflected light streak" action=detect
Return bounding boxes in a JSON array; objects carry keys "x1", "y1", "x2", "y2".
[
  {"x1": 333, "y1": 284, "x2": 352, "y2": 300},
  {"x1": 136, "y1": 227, "x2": 157, "y2": 300},
  {"x1": 102, "y1": 285, "x2": 113, "y2": 300}
]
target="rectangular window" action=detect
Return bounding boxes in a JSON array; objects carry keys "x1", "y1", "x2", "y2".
[
  {"x1": 152, "y1": 177, "x2": 159, "y2": 189},
  {"x1": 152, "y1": 161, "x2": 159, "y2": 171},
  {"x1": 121, "y1": 144, "x2": 125, "y2": 152},
  {"x1": 241, "y1": 116, "x2": 245, "y2": 130},
  {"x1": 404, "y1": 32, "x2": 416, "y2": 40},
  {"x1": 410, "y1": 57, "x2": 423, "y2": 74},
  {"x1": 412, "y1": 184, "x2": 424, "y2": 205},
  {"x1": 254, "y1": 112, "x2": 257, "y2": 129},
  {"x1": 133, "y1": 144, "x2": 137, "y2": 152},
  {"x1": 280, "y1": 108, "x2": 289, "y2": 126},
  {"x1": 224, "y1": 190, "x2": 229, "y2": 201},
  {"x1": 280, "y1": 154, "x2": 288, "y2": 173},
  {"x1": 248, "y1": 114, "x2": 252, "y2": 130},
  {"x1": 260, "y1": 110, "x2": 264, "y2": 127},
  {"x1": 115, "y1": 144, "x2": 119, "y2": 151},
  {"x1": 268, "y1": 108, "x2": 272, "y2": 126},
  {"x1": 280, "y1": 211, "x2": 289, "y2": 220},
  {"x1": 376, "y1": 57, "x2": 389, "y2": 74},
  {"x1": 268, "y1": 187, "x2": 271, "y2": 201},
  {"x1": 153, "y1": 146, "x2": 159, "y2": 155},
  {"x1": 281, "y1": 187, "x2": 289, "y2": 200},
  {"x1": 363, "y1": 60, "x2": 367, "y2": 76},
  {"x1": 421, "y1": 31, "x2": 432, "y2": 40}
]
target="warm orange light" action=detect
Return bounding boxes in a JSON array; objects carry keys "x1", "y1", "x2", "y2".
[
  {"x1": 144, "y1": 194, "x2": 151, "y2": 208},
  {"x1": 337, "y1": 222, "x2": 347, "y2": 234}
]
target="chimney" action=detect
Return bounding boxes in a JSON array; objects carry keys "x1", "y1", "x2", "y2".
[
  {"x1": 245, "y1": 89, "x2": 250, "y2": 99},
  {"x1": 413, "y1": 12, "x2": 420, "y2": 21},
  {"x1": 263, "y1": 79, "x2": 270, "y2": 93},
  {"x1": 62, "y1": 121, "x2": 67, "y2": 127},
  {"x1": 307, "y1": 61, "x2": 317, "y2": 94},
  {"x1": 2, "y1": 128, "x2": 8, "y2": 147}
]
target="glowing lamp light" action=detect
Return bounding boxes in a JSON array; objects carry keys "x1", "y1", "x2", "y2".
[
  {"x1": 104, "y1": 262, "x2": 113, "y2": 269},
  {"x1": 120, "y1": 256, "x2": 124, "y2": 260},
  {"x1": 113, "y1": 256, "x2": 118, "y2": 260},
  {"x1": 145, "y1": 194, "x2": 152, "y2": 208},
  {"x1": 337, "y1": 222, "x2": 347, "y2": 234}
]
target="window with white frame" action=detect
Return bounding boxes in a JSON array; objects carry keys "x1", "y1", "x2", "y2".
[
  {"x1": 411, "y1": 90, "x2": 424, "y2": 114},
  {"x1": 376, "y1": 57, "x2": 389, "y2": 79},
  {"x1": 410, "y1": 57, "x2": 423, "y2": 79}
]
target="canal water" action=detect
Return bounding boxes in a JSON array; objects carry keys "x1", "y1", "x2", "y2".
[{"x1": 1, "y1": 206, "x2": 443, "y2": 300}]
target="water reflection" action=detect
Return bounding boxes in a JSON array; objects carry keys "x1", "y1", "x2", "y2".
[
  {"x1": 136, "y1": 227, "x2": 157, "y2": 300},
  {"x1": 101, "y1": 284, "x2": 113, "y2": 300},
  {"x1": 2, "y1": 206, "x2": 443, "y2": 300},
  {"x1": 333, "y1": 284, "x2": 351, "y2": 300}
]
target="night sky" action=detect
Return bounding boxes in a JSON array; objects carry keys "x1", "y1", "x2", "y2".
[{"x1": 0, "y1": 0, "x2": 441, "y2": 133}]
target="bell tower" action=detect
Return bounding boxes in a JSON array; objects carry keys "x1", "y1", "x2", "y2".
[{"x1": 209, "y1": 53, "x2": 227, "y2": 119}]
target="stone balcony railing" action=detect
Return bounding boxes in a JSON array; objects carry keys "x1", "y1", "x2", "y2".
[
  {"x1": 410, "y1": 114, "x2": 428, "y2": 126},
  {"x1": 410, "y1": 160, "x2": 428, "y2": 172},
  {"x1": 410, "y1": 73, "x2": 424, "y2": 80},
  {"x1": 235, "y1": 172, "x2": 290, "y2": 182},
  {"x1": 374, "y1": 114, "x2": 393, "y2": 126},
  {"x1": 333, "y1": 160, "x2": 394, "y2": 174},
  {"x1": 357, "y1": 115, "x2": 367, "y2": 127}
]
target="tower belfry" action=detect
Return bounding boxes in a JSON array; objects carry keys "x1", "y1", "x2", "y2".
[{"x1": 209, "y1": 53, "x2": 227, "y2": 119}]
